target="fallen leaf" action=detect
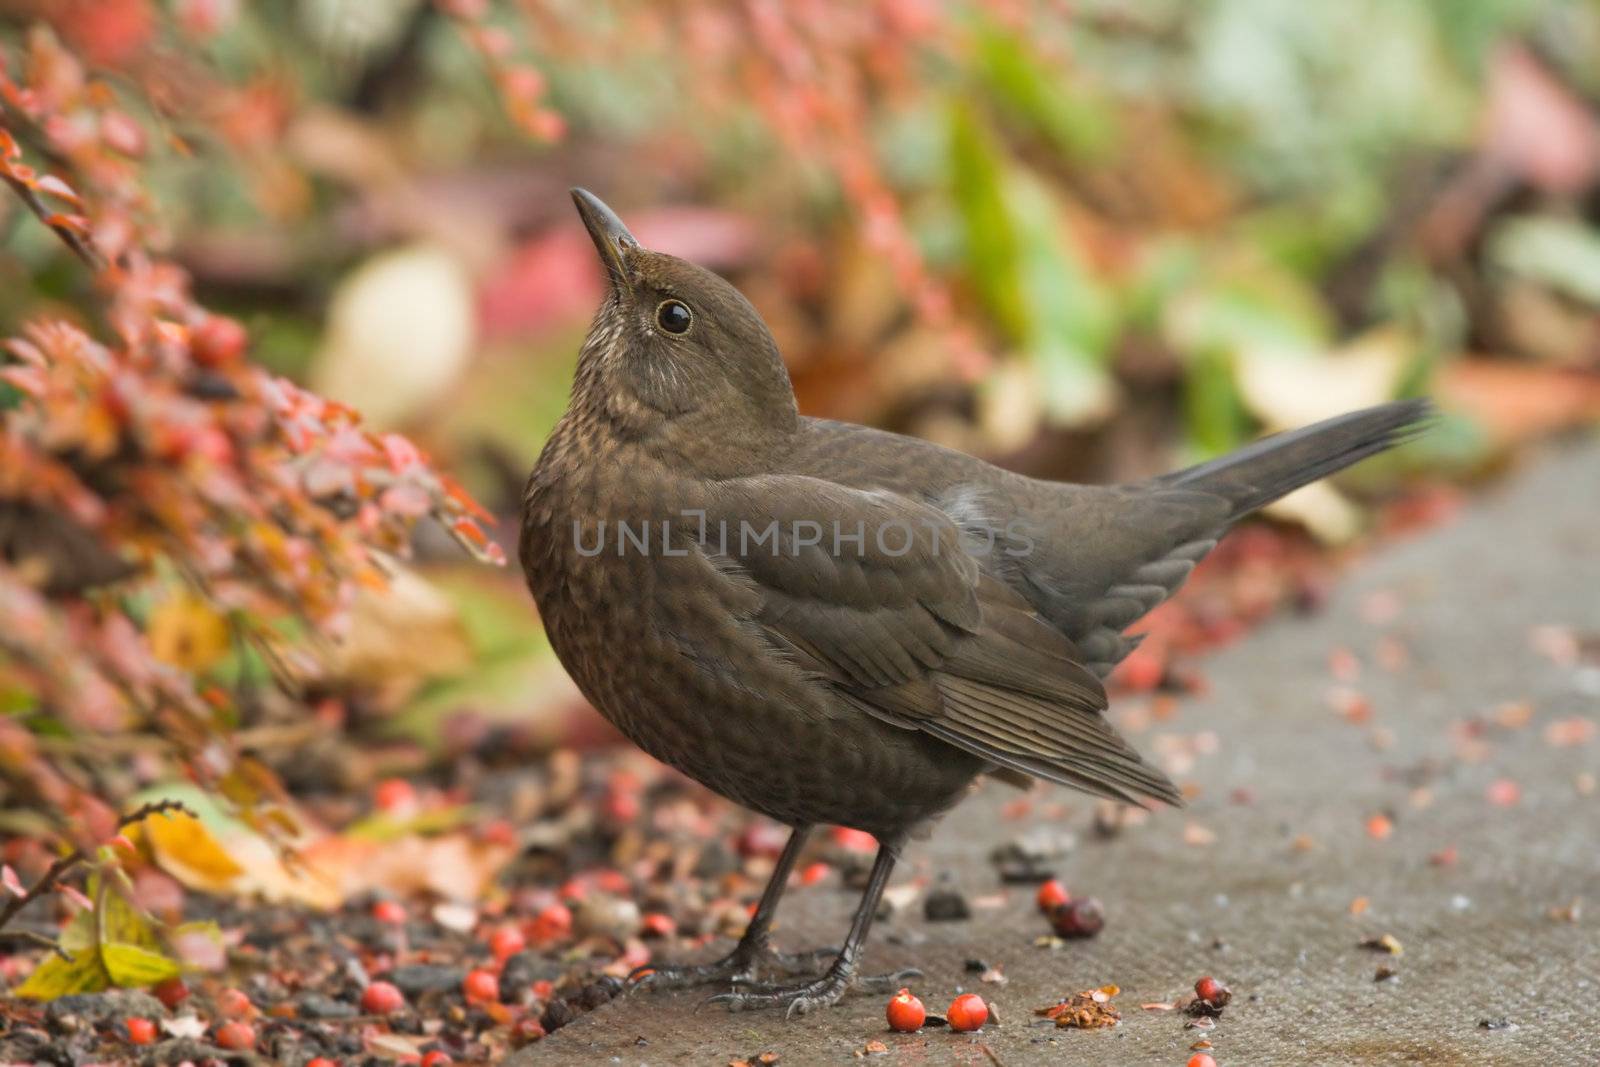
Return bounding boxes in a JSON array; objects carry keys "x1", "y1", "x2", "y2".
[{"x1": 134, "y1": 810, "x2": 246, "y2": 892}]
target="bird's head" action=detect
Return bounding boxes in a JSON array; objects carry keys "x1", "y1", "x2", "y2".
[{"x1": 568, "y1": 188, "x2": 798, "y2": 464}]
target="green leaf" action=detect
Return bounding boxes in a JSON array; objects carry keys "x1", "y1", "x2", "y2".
[
  {"x1": 1009, "y1": 174, "x2": 1118, "y2": 426},
  {"x1": 1488, "y1": 215, "x2": 1600, "y2": 308},
  {"x1": 947, "y1": 99, "x2": 1027, "y2": 342},
  {"x1": 972, "y1": 27, "x2": 1116, "y2": 162}
]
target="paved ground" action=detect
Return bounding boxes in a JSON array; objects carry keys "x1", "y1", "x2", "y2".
[{"x1": 518, "y1": 441, "x2": 1600, "y2": 1067}]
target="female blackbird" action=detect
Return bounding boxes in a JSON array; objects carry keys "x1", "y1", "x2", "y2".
[{"x1": 520, "y1": 188, "x2": 1430, "y2": 1015}]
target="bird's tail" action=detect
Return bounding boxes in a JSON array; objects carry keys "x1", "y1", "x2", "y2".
[{"x1": 1158, "y1": 399, "x2": 1433, "y2": 521}]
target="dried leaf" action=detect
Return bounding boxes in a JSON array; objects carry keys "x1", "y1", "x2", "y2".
[{"x1": 135, "y1": 811, "x2": 246, "y2": 891}]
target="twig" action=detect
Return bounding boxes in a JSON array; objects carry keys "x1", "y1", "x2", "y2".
[
  {"x1": 0, "y1": 165, "x2": 106, "y2": 272},
  {"x1": 0, "y1": 798, "x2": 195, "y2": 936}
]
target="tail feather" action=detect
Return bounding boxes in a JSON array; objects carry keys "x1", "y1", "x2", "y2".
[{"x1": 1160, "y1": 399, "x2": 1433, "y2": 520}]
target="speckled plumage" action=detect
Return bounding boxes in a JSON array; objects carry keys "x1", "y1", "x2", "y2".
[{"x1": 519, "y1": 191, "x2": 1430, "y2": 1013}]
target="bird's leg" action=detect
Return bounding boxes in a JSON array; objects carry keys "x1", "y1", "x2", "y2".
[
  {"x1": 629, "y1": 825, "x2": 832, "y2": 991},
  {"x1": 706, "y1": 839, "x2": 919, "y2": 1016}
]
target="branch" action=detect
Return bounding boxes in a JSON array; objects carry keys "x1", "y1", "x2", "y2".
[
  {"x1": 0, "y1": 117, "x2": 106, "y2": 272},
  {"x1": 0, "y1": 799, "x2": 195, "y2": 935}
]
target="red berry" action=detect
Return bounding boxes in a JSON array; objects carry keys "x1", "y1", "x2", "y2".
[
  {"x1": 1117, "y1": 647, "x2": 1164, "y2": 691},
  {"x1": 489, "y1": 924, "x2": 526, "y2": 962},
  {"x1": 217, "y1": 986, "x2": 254, "y2": 1017},
  {"x1": 1194, "y1": 975, "x2": 1231, "y2": 1007},
  {"x1": 152, "y1": 977, "x2": 189, "y2": 1010},
  {"x1": 1035, "y1": 879, "x2": 1070, "y2": 912},
  {"x1": 604, "y1": 789, "x2": 640, "y2": 823},
  {"x1": 214, "y1": 1021, "x2": 256, "y2": 1050},
  {"x1": 1050, "y1": 896, "x2": 1106, "y2": 938},
  {"x1": 946, "y1": 993, "x2": 988, "y2": 1032},
  {"x1": 531, "y1": 902, "x2": 572, "y2": 942},
  {"x1": 421, "y1": 1051, "x2": 453, "y2": 1066},
  {"x1": 511, "y1": 1018, "x2": 547, "y2": 1046},
  {"x1": 799, "y1": 861, "x2": 831, "y2": 886},
  {"x1": 830, "y1": 827, "x2": 876, "y2": 852},
  {"x1": 371, "y1": 899, "x2": 407, "y2": 925},
  {"x1": 463, "y1": 968, "x2": 500, "y2": 1004},
  {"x1": 640, "y1": 912, "x2": 676, "y2": 938},
  {"x1": 361, "y1": 980, "x2": 405, "y2": 1015},
  {"x1": 1188, "y1": 1055, "x2": 1217, "y2": 1067},
  {"x1": 373, "y1": 777, "x2": 416, "y2": 813},
  {"x1": 125, "y1": 1017, "x2": 156, "y2": 1045},
  {"x1": 885, "y1": 987, "x2": 925, "y2": 1032},
  {"x1": 306, "y1": 1059, "x2": 339, "y2": 1067},
  {"x1": 190, "y1": 315, "x2": 248, "y2": 366},
  {"x1": 736, "y1": 822, "x2": 788, "y2": 858}
]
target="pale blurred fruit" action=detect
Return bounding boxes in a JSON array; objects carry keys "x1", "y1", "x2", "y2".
[{"x1": 311, "y1": 245, "x2": 475, "y2": 429}]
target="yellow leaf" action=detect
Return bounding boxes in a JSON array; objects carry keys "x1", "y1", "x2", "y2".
[
  {"x1": 147, "y1": 592, "x2": 230, "y2": 672},
  {"x1": 135, "y1": 811, "x2": 244, "y2": 892},
  {"x1": 13, "y1": 948, "x2": 110, "y2": 999},
  {"x1": 101, "y1": 943, "x2": 181, "y2": 987},
  {"x1": 99, "y1": 877, "x2": 164, "y2": 951}
]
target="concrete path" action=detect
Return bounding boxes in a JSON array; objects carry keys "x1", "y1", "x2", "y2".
[{"x1": 519, "y1": 441, "x2": 1600, "y2": 1066}]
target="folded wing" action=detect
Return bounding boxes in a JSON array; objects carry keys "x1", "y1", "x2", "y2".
[{"x1": 697, "y1": 476, "x2": 1180, "y2": 807}]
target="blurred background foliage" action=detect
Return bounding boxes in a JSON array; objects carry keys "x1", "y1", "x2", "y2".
[{"x1": 4, "y1": 0, "x2": 1600, "y2": 838}]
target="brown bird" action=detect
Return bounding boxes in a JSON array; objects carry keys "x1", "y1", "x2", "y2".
[{"x1": 520, "y1": 189, "x2": 1429, "y2": 1015}]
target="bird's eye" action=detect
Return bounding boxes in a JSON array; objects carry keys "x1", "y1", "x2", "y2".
[{"x1": 655, "y1": 299, "x2": 692, "y2": 334}]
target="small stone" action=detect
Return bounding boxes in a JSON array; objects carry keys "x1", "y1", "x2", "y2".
[
  {"x1": 923, "y1": 888, "x2": 971, "y2": 922},
  {"x1": 295, "y1": 992, "x2": 358, "y2": 1019},
  {"x1": 500, "y1": 950, "x2": 565, "y2": 1000},
  {"x1": 574, "y1": 895, "x2": 642, "y2": 941},
  {"x1": 389, "y1": 964, "x2": 468, "y2": 998},
  {"x1": 46, "y1": 991, "x2": 165, "y2": 1025},
  {"x1": 540, "y1": 998, "x2": 578, "y2": 1033}
]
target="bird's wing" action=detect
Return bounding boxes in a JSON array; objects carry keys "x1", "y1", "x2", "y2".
[{"x1": 694, "y1": 475, "x2": 1181, "y2": 807}]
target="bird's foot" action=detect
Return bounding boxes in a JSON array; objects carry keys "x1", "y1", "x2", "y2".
[
  {"x1": 628, "y1": 942, "x2": 841, "y2": 992},
  {"x1": 706, "y1": 965, "x2": 922, "y2": 1017}
]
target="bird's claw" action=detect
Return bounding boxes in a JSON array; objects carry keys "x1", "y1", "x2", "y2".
[
  {"x1": 628, "y1": 942, "x2": 842, "y2": 993},
  {"x1": 705, "y1": 966, "x2": 922, "y2": 1015}
]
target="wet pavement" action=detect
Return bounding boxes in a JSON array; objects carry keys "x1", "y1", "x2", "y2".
[{"x1": 517, "y1": 441, "x2": 1600, "y2": 1066}]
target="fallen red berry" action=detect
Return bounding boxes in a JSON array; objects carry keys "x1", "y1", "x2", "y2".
[
  {"x1": 531, "y1": 902, "x2": 572, "y2": 942},
  {"x1": 831, "y1": 827, "x2": 876, "y2": 852},
  {"x1": 371, "y1": 899, "x2": 407, "y2": 925},
  {"x1": 1035, "y1": 878, "x2": 1070, "y2": 912},
  {"x1": 1194, "y1": 975, "x2": 1232, "y2": 1008},
  {"x1": 886, "y1": 987, "x2": 925, "y2": 1032},
  {"x1": 217, "y1": 986, "x2": 254, "y2": 1017},
  {"x1": 799, "y1": 861, "x2": 831, "y2": 886},
  {"x1": 421, "y1": 1051, "x2": 453, "y2": 1067},
  {"x1": 1486, "y1": 778, "x2": 1521, "y2": 807},
  {"x1": 1188, "y1": 1055, "x2": 1217, "y2": 1067},
  {"x1": 373, "y1": 777, "x2": 416, "y2": 812},
  {"x1": 946, "y1": 993, "x2": 988, "y2": 1032},
  {"x1": 213, "y1": 1021, "x2": 256, "y2": 1050},
  {"x1": 463, "y1": 968, "x2": 500, "y2": 1004},
  {"x1": 1050, "y1": 896, "x2": 1106, "y2": 938},
  {"x1": 125, "y1": 1017, "x2": 156, "y2": 1045},
  {"x1": 361, "y1": 980, "x2": 405, "y2": 1015},
  {"x1": 489, "y1": 923, "x2": 526, "y2": 962},
  {"x1": 640, "y1": 912, "x2": 676, "y2": 938},
  {"x1": 306, "y1": 1059, "x2": 338, "y2": 1067},
  {"x1": 511, "y1": 1018, "x2": 547, "y2": 1046},
  {"x1": 152, "y1": 977, "x2": 189, "y2": 1010}
]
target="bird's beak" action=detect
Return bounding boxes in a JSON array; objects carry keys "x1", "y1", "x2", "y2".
[{"x1": 571, "y1": 187, "x2": 635, "y2": 287}]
